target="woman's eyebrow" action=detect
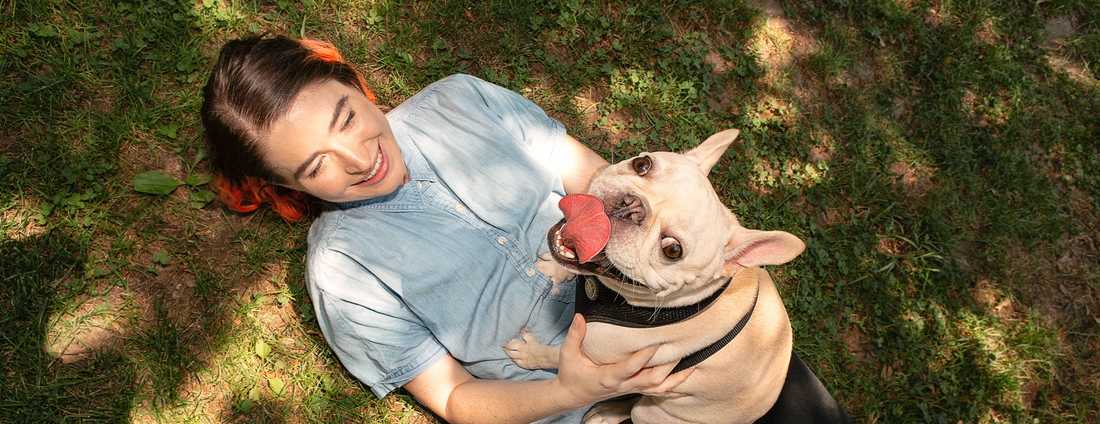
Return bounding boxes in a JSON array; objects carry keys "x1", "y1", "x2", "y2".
[{"x1": 328, "y1": 95, "x2": 349, "y2": 132}]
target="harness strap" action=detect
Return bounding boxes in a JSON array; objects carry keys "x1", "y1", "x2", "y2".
[
  {"x1": 575, "y1": 277, "x2": 731, "y2": 327},
  {"x1": 672, "y1": 283, "x2": 758, "y2": 373},
  {"x1": 573, "y1": 275, "x2": 759, "y2": 372}
]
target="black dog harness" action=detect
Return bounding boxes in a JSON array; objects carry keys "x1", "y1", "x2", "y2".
[{"x1": 573, "y1": 276, "x2": 759, "y2": 373}]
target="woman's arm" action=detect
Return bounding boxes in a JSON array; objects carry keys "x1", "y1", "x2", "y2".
[
  {"x1": 405, "y1": 315, "x2": 694, "y2": 424},
  {"x1": 553, "y1": 134, "x2": 609, "y2": 194}
]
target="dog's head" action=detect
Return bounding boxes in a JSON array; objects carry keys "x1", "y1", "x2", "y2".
[{"x1": 549, "y1": 129, "x2": 805, "y2": 306}]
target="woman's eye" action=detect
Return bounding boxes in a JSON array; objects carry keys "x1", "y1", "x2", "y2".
[
  {"x1": 308, "y1": 157, "x2": 325, "y2": 178},
  {"x1": 342, "y1": 109, "x2": 355, "y2": 130},
  {"x1": 660, "y1": 236, "x2": 682, "y2": 260},
  {"x1": 631, "y1": 155, "x2": 653, "y2": 176}
]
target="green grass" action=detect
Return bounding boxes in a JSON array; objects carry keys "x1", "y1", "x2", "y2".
[{"x1": 2, "y1": 0, "x2": 1098, "y2": 422}]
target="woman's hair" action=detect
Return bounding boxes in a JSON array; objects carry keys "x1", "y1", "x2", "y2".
[{"x1": 201, "y1": 35, "x2": 377, "y2": 222}]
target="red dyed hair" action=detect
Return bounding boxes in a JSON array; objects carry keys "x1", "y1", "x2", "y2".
[{"x1": 209, "y1": 37, "x2": 377, "y2": 222}]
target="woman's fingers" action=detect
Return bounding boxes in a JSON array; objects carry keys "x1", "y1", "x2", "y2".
[
  {"x1": 607, "y1": 341, "x2": 655, "y2": 381},
  {"x1": 560, "y1": 314, "x2": 586, "y2": 358},
  {"x1": 639, "y1": 367, "x2": 695, "y2": 396},
  {"x1": 625, "y1": 359, "x2": 676, "y2": 388},
  {"x1": 558, "y1": 316, "x2": 691, "y2": 399}
]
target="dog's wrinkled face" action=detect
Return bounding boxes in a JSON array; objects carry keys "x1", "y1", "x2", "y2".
[
  {"x1": 587, "y1": 150, "x2": 732, "y2": 298},
  {"x1": 550, "y1": 129, "x2": 805, "y2": 306}
]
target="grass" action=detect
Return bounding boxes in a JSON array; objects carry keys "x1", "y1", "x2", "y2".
[{"x1": 1, "y1": 0, "x2": 1098, "y2": 422}]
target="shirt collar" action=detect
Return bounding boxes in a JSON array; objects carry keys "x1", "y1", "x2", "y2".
[{"x1": 395, "y1": 123, "x2": 436, "y2": 184}]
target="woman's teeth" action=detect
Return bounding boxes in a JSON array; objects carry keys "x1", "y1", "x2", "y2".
[
  {"x1": 363, "y1": 150, "x2": 384, "y2": 180},
  {"x1": 553, "y1": 226, "x2": 576, "y2": 259}
]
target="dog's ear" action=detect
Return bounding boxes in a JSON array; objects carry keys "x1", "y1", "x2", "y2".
[
  {"x1": 722, "y1": 225, "x2": 805, "y2": 273},
  {"x1": 684, "y1": 129, "x2": 740, "y2": 175}
]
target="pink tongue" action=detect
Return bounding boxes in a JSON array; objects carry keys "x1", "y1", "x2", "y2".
[{"x1": 558, "y1": 194, "x2": 611, "y2": 263}]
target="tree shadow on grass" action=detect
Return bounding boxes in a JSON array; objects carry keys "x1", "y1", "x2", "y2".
[
  {"x1": 0, "y1": 0, "x2": 243, "y2": 421},
  {"x1": 5, "y1": 0, "x2": 1096, "y2": 422},
  {"x1": 344, "y1": 0, "x2": 1099, "y2": 421},
  {"x1": 745, "y1": 1, "x2": 1100, "y2": 421},
  {"x1": 0, "y1": 231, "x2": 137, "y2": 421}
]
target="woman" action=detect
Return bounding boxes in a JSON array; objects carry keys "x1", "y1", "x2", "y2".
[{"x1": 200, "y1": 35, "x2": 692, "y2": 423}]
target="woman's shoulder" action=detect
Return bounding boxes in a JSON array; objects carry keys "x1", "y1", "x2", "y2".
[
  {"x1": 305, "y1": 210, "x2": 367, "y2": 275},
  {"x1": 305, "y1": 211, "x2": 386, "y2": 300},
  {"x1": 388, "y1": 74, "x2": 513, "y2": 121}
]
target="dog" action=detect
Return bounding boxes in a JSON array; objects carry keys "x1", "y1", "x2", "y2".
[{"x1": 506, "y1": 129, "x2": 848, "y2": 423}]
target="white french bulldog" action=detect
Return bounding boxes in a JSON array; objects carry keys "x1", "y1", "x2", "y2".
[{"x1": 507, "y1": 129, "x2": 806, "y2": 424}]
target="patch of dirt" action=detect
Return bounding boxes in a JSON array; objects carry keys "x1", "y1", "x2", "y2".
[
  {"x1": 923, "y1": 3, "x2": 949, "y2": 26},
  {"x1": 117, "y1": 136, "x2": 185, "y2": 186},
  {"x1": 809, "y1": 129, "x2": 836, "y2": 162},
  {"x1": 570, "y1": 91, "x2": 600, "y2": 127},
  {"x1": 888, "y1": 160, "x2": 934, "y2": 198},
  {"x1": 253, "y1": 262, "x2": 294, "y2": 331},
  {"x1": 0, "y1": 133, "x2": 14, "y2": 153},
  {"x1": 2, "y1": 198, "x2": 48, "y2": 241},
  {"x1": 971, "y1": 279, "x2": 1017, "y2": 321},
  {"x1": 570, "y1": 88, "x2": 630, "y2": 149},
  {"x1": 748, "y1": 159, "x2": 780, "y2": 195},
  {"x1": 975, "y1": 18, "x2": 1000, "y2": 45},
  {"x1": 875, "y1": 236, "x2": 907, "y2": 256},
  {"x1": 819, "y1": 207, "x2": 846, "y2": 227},
  {"x1": 382, "y1": 395, "x2": 436, "y2": 424},
  {"x1": 704, "y1": 50, "x2": 733, "y2": 75},
  {"x1": 891, "y1": 96, "x2": 913, "y2": 122},
  {"x1": 45, "y1": 286, "x2": 127, "y2": 364},
  {"x1": 1040, "y1": 15, "x2": 1097, "y2": 86},
  {"x1": 993, "y1": 186, "x2": 1100, "y2": 414},
  {"x1": 843, "y1": 325, "x2": 871, "y2": 363},
  {"x1": 1045, "y1": 54, "x2": 1098, "y2": 86},
  {"x1": 749, "y1": 0, "x2": 822, "y2": 92},
  {"x1": 1043, "y1": 16, "x2": 1077, "y2": 48}
]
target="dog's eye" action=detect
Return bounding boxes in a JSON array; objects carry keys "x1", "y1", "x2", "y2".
[
  {"x1": 631, "y1": 155, "x2": 652, "y2": 176},
  {"x1": 660, "y1": 236, "x2": 682, "y2": 260}
]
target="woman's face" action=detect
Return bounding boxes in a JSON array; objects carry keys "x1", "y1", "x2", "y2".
[{"x1": 262, "y1": 79, "x2": 407, "y2": 203}]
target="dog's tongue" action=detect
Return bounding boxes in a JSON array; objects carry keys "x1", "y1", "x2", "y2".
[{"x1": 558, "y1": 194, "x2": 611, "y2": 263}]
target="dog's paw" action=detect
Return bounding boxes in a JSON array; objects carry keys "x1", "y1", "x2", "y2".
[
  {"x1": 582, "y1": 399, "x2": 634, "y2": 424},
  {"x1": 536, "y1": 253, "x2": 575, "y2": 286},
  {"x1": 502, "y1": 327, "x2": 560, "y2": 370}
]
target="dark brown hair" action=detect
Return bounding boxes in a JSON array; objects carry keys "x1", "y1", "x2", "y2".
[{"x1": 200, "y1": 35, "x2": 376, "y2": 221}]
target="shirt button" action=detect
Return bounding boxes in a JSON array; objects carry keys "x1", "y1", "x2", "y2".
[
  {"x1": 455, "y1": 204, "x2": 466, "y2": 213},
  {"x1": 526, "y1": 267, "x2": 536, "y2": 277},
  {"x1": 496, "y1": 236, "x2": 508, "y2": 245}
]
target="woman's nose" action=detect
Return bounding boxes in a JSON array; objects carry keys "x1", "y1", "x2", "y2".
[{"x1": 342, "y1": 146, "x2": 373, "y2": 174}]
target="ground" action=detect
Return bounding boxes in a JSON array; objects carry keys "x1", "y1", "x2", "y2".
[{"x1": 1, "y1": 0, "x2": 1098, "y2": 422}]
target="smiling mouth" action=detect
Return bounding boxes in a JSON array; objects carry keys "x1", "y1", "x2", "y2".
[
  {"x1": 547, "y1": 219, "x2": 644, "y2": 287},
  {"x1": 352, "y1": 144, "x2": 387, "y2": 187}
]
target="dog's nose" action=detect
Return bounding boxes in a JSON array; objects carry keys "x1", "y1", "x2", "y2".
[{"x1": 609, "y1": 194, "x2": 646, "y2": 225}]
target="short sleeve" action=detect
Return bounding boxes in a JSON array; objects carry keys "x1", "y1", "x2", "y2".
[
  {"x1": 438, "y1": 74, "x2": 566, "y2": 165},
  {"x1": 307, "y1": 248, "x2": 446, "y2": 398}
]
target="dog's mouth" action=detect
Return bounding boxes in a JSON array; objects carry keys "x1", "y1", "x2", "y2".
[{"x1": 547, "y1": 220, "x2": 645, "y2": 287}]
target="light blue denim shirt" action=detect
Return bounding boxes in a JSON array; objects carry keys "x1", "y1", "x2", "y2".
[{"x1": 306, "y1": 74, "x2": 585, "y2": 423}]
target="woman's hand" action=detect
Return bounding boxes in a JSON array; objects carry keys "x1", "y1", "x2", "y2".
[{"x1": 551, "y1": 314, "x2": 695, "y2": 408}]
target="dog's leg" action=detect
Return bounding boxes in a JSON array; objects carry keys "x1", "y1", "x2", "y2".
[
  {"x1": 503, "y1": 327, "x2": 561, "y2": 370},
  {"x1": 583, "y1": 397, "x2": 637, "y2": 424},
  {"x1": 536, "y1": 252, "x2": 575, "y2": 295}
]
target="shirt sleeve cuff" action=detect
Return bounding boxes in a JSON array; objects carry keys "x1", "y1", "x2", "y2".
[{"x1": 369, "y1": 341, "x2": 447, "y2": 399}]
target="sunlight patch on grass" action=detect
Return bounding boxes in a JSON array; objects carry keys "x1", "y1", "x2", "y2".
[
  {"x1": 45, "y1": 287, "x2": 126, "y2": 364},
  {"x1": 749, "y1": 0, "x2": 820, "y2": 89},
  {"x1": 1, "y1": 196, "x2": 49, "y2": 241},
  {"x1": 1045, "y1": 54, "x2": 1099, "y2": 87}
]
